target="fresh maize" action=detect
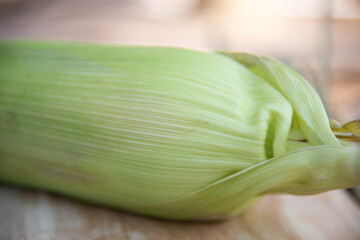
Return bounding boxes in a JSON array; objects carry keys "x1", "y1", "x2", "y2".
[{"x1": 0, "y1": 41, "x2": 359, "y2": 220}]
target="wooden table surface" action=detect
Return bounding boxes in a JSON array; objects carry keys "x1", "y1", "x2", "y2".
[{"x1": 1, "y1": 185, "x2": 360, "y2": 240}]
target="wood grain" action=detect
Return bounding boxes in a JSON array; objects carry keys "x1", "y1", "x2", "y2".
[{"x1": 1, "y1": 185, "x2": 360, "y2": 240}]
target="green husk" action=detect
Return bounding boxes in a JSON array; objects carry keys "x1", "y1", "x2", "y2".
[{"x1": 0, "y1": 41, "x2": 359, "y2": 220}]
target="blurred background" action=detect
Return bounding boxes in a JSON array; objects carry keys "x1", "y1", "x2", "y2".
[{"x1": 0, "y1": 0, "x2": 359, "y2": 198}]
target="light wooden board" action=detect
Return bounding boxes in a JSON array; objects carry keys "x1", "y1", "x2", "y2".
[{"x1": 1, "y1": 185, "x2": 360, "y2": 240}]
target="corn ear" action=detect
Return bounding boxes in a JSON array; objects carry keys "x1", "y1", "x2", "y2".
[{"x1": 0, "y1": 41, "x2": 359, "y2": 221}]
